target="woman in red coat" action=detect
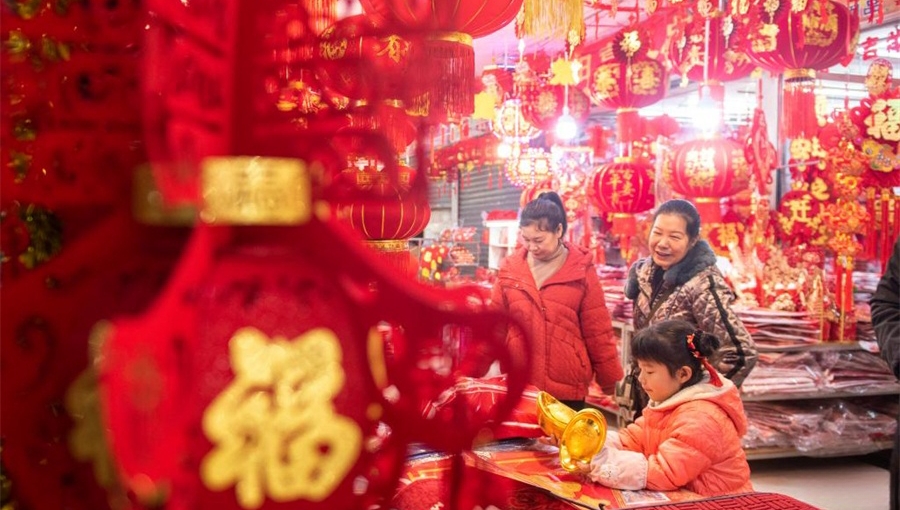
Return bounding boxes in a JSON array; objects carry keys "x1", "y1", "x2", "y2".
[{"x1": 491, "y1": 192, "x2": 622, "y2": 409}]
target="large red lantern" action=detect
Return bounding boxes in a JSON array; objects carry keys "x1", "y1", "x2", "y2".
[
  {"x1": 742, "y1": 0, "x2": 859, "y2": 138},
  {"x1": 360, "y1": 0, "x2": 524, "y2": 120},
  {"x1": 316, "y1": 15, "x2": 414, "y2": 104},
  {"x1": 576, "y1": 27, "x2": 669, "y2": 143},
  {"x1": 663, "y1": 137, "x2": 751, "y2": 222},
  {"x1": 334, "y1": 163, "x2": 431, "y2": 272},
  {"x1": 669, "y1": 11, "x2": 754, "y2": 85}
]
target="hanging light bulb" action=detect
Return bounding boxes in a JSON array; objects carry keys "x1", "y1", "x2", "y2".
[
  {"x1": 555, "y1": 83, "x2": 578, "y2": 141},
  {"x1": 556, "y1": 106, "x2": 578, "y2": 140},
  {"x1": 692, "y1": 84, "x2": 724, "y2": 136},
  {"x1": 497, "y1": 141, "x2": 513, "y2": 159}
]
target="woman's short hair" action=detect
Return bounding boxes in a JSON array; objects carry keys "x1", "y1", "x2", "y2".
[{"x1": 654, "y1": 199, "x2": 701, "y2": 240}]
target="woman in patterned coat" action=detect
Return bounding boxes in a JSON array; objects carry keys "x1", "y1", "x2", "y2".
[{"x1": 622, "y1": 200, "x2": 757, "y2": 417}]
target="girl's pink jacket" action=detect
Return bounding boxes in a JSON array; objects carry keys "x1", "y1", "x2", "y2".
[{"x1": 619, "y1": 377, "x2": 753, "y2": 497}]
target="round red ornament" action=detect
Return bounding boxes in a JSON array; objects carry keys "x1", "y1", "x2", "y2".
[{"x1": 663, "y1": 137, "x2": 751, "y2": 221}]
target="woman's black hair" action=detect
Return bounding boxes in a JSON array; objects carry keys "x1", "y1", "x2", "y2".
[
  {"x1": 654, "y1": 199, "x2": 701, "y2": 241},
  {"x1": 520, "y1": 191, "x2": 567, "y2": 235},
  {"x1": 630, "y1": 319, "x2": 721, "y2": 387}
]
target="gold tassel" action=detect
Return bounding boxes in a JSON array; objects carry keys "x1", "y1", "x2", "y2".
[{"x1": 516, "y1": 0, "x2": 585, "y2": 44}]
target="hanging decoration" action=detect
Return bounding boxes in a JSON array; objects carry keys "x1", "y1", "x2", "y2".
[
  {"x1": 576, "y1": 26, "x2": 669, "y2": 145},
  {"x1": 663, "y1": 137, "x2": 751, "y2": 222},
  {"x1": 504, "y1": 147, "x2": 554, "y2": 188},
  {"x1": 520, "y1": 83, "x2": 592, "y2": 133},
  {"x1": 588, "y1": 156, "x2": 655, "y2": 263},
  {"x1": 740, "y1": 0, "x2": 860, "y2": 139},
  {"x1": 359, "y1": 0, "x2": 524, "y2": 121},
  {"x1": 516, "y1": 0, "x2": 585, "y2": 46},
  {"x1": 669, "y1": 8, "x2": 754, "y2": 87}
]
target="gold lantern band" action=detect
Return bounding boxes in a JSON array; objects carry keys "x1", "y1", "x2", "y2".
[
  {"x1": 364, "y1": 239, "x2": 409, "y2": 252},
  {"x1": 132, "y1": 165, "x2": 196, "y2": 226},
  {"x1": 784, "y1": 69, "x2": 815, "y2": 82},
  {"x1": 427, "y1": 31, "x2": 474, "y2": 47},
  {"x1": 201, "y1": 156, "x2": 311, "y2": 225}
]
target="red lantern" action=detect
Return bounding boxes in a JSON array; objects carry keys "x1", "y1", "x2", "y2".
[
  {"x1": 669, "y1": 11, "x2": 754, "y2": 85},
  {"x1": 663, "y1": 137, "x2": 751, "y2": 222},
  {"x1": 360, "y1": 0, "x2": 524, "y2": 120},
  {"x1": 588, "y1": 157, "x2": 656, "y2": 215},
  {"x1": 742, "y1": 0, "x2": 859, "y2": 138},
  {"x1": 520, "y1": 84, "x2": 591, "y2": 132},
  {"x1": 577, "y1": 27, "x2": 669, "y2": 143},
  {"x1": 316, "y1": 15, "x2": 414, "y2": 104},
  {"x1": 588, "y1": 156, "x2": 655, "y2": 244}
]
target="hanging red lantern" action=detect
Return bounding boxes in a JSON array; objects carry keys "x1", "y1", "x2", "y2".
[
  {"x1": 588, "y1": 157, "x2": 656, "y2": 215},
  {"x1": 588, "y1": 156, "x2": 655, "y2": 241},
  {"x1": 316, "y1": 15, "x2": 415, "y2": 104},
  {"x1": 576, "y1": 27, "x2": 669, "y2": 144},
  {"x1": 359, "y1": 0, "x2": 524, "y2": 121},
  {"x1": 520, "y1": 84, "x2": 592, "y2": 132},
  {"x1": 334, "y1": 163, "x2": 431, "y2": 271},
  {"x1": 741, "y1": 0, "x2": 859, "y2": 139},
  {"x1": 669, "y1": 11, "x2": 754, "y2": 85},
  {"x1": 663, "y1": 137, "x2": 751, "y2": 222}
]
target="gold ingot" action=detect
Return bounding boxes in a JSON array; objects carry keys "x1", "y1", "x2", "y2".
[{"x1": 536, "y1": 391, "x2": 607, "y2": 472}]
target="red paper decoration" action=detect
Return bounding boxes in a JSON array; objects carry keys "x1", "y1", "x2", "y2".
[{"x1": 663, "y1": 137, "x2": 751, "y2": 222}]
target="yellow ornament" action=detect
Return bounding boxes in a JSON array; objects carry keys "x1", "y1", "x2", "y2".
[{"x1": 549, "y1": 58, "x2": 576, "y2": 86}]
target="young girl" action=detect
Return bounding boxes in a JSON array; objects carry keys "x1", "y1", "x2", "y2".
[{"x1": 587, "y1": 319, "x2": 752, "y2": 497}]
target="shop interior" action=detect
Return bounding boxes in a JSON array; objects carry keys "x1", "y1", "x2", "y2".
[{"x1": 2, "y1": 0, "x2": 899, "y2": 509}]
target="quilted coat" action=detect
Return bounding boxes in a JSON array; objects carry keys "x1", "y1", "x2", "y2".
[
  {"x1": 618, "y1": 377, "x2": 753, "y2": 497},
  {"x1": 625, "y1": 241, "x2": 757, "y2": 385},
  {"x1": 491, "y1": 243, "x2": 623, "y2": 400}
]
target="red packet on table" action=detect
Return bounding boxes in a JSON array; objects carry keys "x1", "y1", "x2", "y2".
[{"x1": 464, "y1": 440, "x2": 704, "y2": 509}]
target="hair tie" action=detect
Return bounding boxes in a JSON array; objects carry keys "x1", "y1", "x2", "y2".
[{"x1": 686, "y1": 331, "x2": 723, "y2": 387}]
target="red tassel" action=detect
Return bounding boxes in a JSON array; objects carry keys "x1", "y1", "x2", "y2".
[
  {"x1": 418, "y1": 34, "x2": 475, "y2": 122},
  {"x1": 782, "y1": 71, "x2": 818, "y2": 140}
]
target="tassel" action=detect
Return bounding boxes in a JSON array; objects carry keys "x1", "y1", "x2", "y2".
[
  {"x1": 782, "y1": 69, "x2": 818, "y2": 139},
  {"x1": 516, "y1": 0, "x2": 585, "y2": 43},
  {"x1": 418, "y1": 33, "x2": 475, "y2": 122},
  {"x1": 615, "y1": 108, "x2": 642, "y2": 144}
]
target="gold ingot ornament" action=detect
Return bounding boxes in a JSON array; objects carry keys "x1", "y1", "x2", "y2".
[{"x1": 536, "y1": 391, "x2": 607, "y2": 472}]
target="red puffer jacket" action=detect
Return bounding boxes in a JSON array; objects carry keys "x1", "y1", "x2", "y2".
[{"x1": 491, "y1": 243, "x2": 622, "y2": 400}]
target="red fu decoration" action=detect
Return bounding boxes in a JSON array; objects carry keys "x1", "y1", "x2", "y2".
[
  {"x1": 359, "y1": 0, "x2": 524, "y2": 122},
  {"x1": 669, "y1": 10, "x2": 754, "y2": 87},
  {"x1": 663, "y1": 137, "x2": 752, "y2": 222},
  {"x1": 742, "y1": 0, "x2": 859, "y2": 139}
]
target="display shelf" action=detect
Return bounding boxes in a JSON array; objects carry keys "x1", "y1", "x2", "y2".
[
  {"x1": 756, "y1": 341, "x2": 873, "y2": 353},
  {"x1": 745, "y1": 440, "x2": 895, "y2": 461},
  {"x1": 742, "y1": 385, "x2": 900, "y2": 402},
  {"x1": 484, "y1": 219, "x2": 518, "y2": 270}
]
